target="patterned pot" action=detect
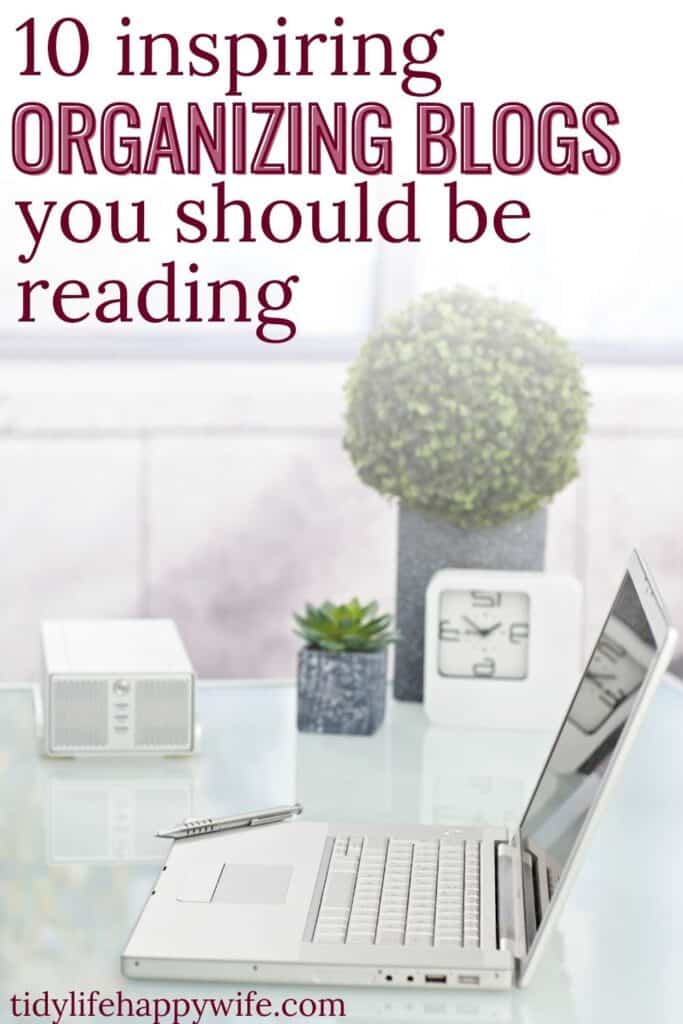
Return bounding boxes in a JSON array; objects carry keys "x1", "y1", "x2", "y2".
[{"x1": 297, "y1": 648, "x2": 387, "y2": 735}]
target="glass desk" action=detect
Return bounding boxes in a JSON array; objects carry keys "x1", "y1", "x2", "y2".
[{"x1": 1, "y1": 679, "x2": 681, "y2": 1023}]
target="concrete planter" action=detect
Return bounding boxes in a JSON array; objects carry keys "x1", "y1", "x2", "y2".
[
  {"x1": 394, "y1": 504, "x2": 547, "y2": 702},
  {"x1": 297, "y1": 648, "x2": 387, "y2": 735}
]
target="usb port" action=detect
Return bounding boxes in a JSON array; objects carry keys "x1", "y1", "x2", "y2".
[
  {"x1": 457, "y1": 974, "x2": 480, "y2": 986},
  {"x1": 425, "y1": 974, "x2": 447, "y2": 984}
]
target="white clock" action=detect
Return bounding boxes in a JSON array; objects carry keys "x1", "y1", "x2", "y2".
[{"x1": 424, "y1": 569, "x2": 583, "y2": 731}]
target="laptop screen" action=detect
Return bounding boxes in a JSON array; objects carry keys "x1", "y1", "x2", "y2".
[{"x1": 519, "y1": 569, "x2": 658, "y2": 878}]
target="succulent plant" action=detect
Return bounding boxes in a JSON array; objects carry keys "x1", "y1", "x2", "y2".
[
  {"x1": 294, "y1": 599, "x2": 396, "y2": 653},
  {"x1": 344, "y1": 285, "x2": 589, "y2": 529}
]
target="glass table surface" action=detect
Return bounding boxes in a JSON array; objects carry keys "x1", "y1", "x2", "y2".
[{"x1": 0, "y1": 678, "x2": 681, "y2": 1024}]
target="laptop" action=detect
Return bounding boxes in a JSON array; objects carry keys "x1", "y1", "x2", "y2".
[{"x1": 122, "y1": 551, "x2": 676, "y2": 989}]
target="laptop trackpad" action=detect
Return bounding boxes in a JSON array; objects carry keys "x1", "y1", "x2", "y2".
[{"x1": 178, "y1": 863, "x2": 293, "y2": 904}]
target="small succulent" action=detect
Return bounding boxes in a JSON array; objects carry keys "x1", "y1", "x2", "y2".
[{"x1": 294, "y1": 599, "x2": 397, "y2": 653}]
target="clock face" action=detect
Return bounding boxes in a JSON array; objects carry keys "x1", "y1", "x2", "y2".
[
  {"x1": 568, "y1": 629, "x2": 645, "y2": 735},
  {"x1": 438, "y1": 589, "x2": 531, "y2": 680}
]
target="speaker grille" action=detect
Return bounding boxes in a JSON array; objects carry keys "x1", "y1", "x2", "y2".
[
  {"x1": 51, "y1": 678, "x2": 108, "y2": 749},
  {"x1": 134, "y1": 678, "x2": 191, "y2": 749}
]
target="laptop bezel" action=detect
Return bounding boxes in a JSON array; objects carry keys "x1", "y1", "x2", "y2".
[{"x1": 517, "y1": 549, "x2": 677, "y2": 986}]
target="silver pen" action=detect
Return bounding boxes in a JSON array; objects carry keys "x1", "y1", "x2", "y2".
[{"x1": 155, "y1": 802, "x2": 303, "y2": 840}]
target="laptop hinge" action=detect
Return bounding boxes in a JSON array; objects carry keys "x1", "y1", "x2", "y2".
[
  {"x1": 524, "y1": 839, "x2": 558, "y2": 935},
  {"x1": 495, "y1": 835, "x2": 527, "y2": 960}
]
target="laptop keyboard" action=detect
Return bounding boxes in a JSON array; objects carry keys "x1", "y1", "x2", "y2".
[{"x1": 312, "y1": 835, "x2": 481, "y2": 947}]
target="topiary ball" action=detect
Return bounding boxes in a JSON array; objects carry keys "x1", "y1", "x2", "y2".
[{"x1": 344, "y1": 286, "x2": 589, "y2": 529}]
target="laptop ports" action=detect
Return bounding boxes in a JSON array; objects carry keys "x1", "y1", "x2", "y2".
[{"x1": 425, "y1": 974, "x2": 447, "y2": 984}]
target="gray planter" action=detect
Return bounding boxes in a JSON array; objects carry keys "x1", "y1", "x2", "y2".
[
  {"x1": 394, "y1": 504, "x2": 547, "y2": 702},
  {"x1": 297, "y1": 648, "x2": 387, "y2": 735}
]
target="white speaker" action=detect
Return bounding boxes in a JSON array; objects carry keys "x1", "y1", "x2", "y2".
[{"x1": 41, "y1": 620, "x2": 196, "y2": 757}]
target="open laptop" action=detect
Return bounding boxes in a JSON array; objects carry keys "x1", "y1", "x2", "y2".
[{"x1": 122, "y1": 551, "x2": 676, "y2": 990}]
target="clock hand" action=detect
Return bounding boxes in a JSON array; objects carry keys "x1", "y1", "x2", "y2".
[
  {"x1": 481, "y1": 622, "x2": 502, "y2": 637},
  {"x1": 462, "y1": 615, "x2": 486, "y2": 636}
]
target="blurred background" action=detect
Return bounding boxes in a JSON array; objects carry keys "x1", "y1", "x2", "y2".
[{"x1": 1, "y1": 0, "x2": 681, "y2": 682}]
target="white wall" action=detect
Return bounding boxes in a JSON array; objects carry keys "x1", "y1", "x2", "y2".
[{"x1": 1, "y1": 361, "x2": 681, "y2": 683}]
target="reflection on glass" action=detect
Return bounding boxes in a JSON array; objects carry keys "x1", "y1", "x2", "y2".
[
  {"x1": 520, "y1": 572, "x2": 657, "y2": 890},
  {"x1": 568, "y1": 621, "x2": 650, "y2": 735},
  {"x1": 48, "y1": 778, "x2": 193, "y2": 863}
]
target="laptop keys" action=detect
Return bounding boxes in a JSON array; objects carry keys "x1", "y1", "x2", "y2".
[{"x1": 312, "y1": 835, "x2": 482, "y2": 948}]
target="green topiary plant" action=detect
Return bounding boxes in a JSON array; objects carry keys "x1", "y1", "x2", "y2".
[
  {"x1": 344, "y1": 286, "x2": 589, "y2": 529},
  {"x1": 294, "y1": 599, "x2": 397, "y2": 653}
]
